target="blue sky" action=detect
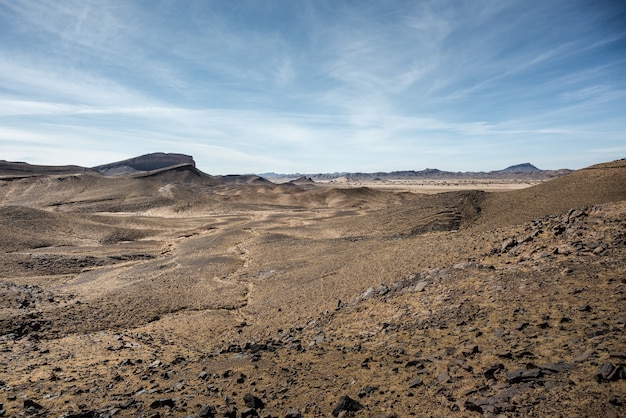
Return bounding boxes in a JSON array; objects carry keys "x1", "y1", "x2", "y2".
[{"x1": 0, "y1": 0, "x2": 625, "y2": 174}]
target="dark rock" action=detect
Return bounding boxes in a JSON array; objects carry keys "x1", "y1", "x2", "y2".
[
  {"x1": 243, "y1": 394, "x2": 265, "y2": 410},
  {"x1": 150, "y1": 398, "x2": 176, "y2": 409},
  {"x1": 198, "y1": 405, "x2": 217, "y2": 418},
  {"x1": 222, "y1": 408, "x2": 237, "y2": 418},
  {"x1": 596, "y1": 363, "x2": 623, "y2": 382},
  {"x1": 506, "y1": 368, "x2": 542, "y2": 384},
  {"x1": 285, "y1": 410, "x2": 302, "y2": 418},
  {"x1": 241, "y1": 408, "x2": 259, "y2": 418},
  {"x1": 405, "y1": 360, "x2": 423, "y2": 368},
  {"x1": 357, "y1": 386, "x2": 378, "y2": 398},
  {"x1": 65, "y1": 412, "x2": 97, "y2": 418},
  {"x1": 23, "y1": 399, "x2": 43, "y2": 410},
  {"x1": 515, "y1": 322, "x2": 529, "y2": 331},
  {"x1": 538, "y1": 362, "x2": 575, "y2": 373},
  {"x1": 501, "y1": 238, "x2": 517, "y2": 252},
  {"x1": 462, "y1": 345, "x2": 479, "y2": 357},
  {"x1": 119, "y1": 398, "x2": 137, "y2": 409},
  {"x1": 483, "y1": 364, "x2": 505, "y2": 380},
  {"x1": 332, "y1": 395, "x2": 363, "y2": 417},
  {"x1": 408, "y1": 378, "x2": 423, "y2": 388}
]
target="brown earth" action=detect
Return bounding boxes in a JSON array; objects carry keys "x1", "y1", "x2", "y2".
[{"x1": 0, "y1": 159, "x2": 625, "y2": 417}]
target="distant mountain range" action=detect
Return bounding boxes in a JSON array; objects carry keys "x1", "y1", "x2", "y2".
[
  {"x1": 260, "y1": 163, "x2": 572, "y2": 182},
  {"x1": 0, "y1": 153, "x2": 572, "y2": 181}
]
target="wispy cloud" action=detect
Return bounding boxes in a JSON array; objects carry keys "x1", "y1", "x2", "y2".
[{"x1": 0, "y1": 0, "x2": 624, "y2": 172}]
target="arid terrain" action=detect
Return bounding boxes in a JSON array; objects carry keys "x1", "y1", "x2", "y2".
[{"x1": 0, "y1": 156, "x2": 625, "y2": 417}]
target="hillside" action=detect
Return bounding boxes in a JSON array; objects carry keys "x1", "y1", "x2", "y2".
[
  {"x1": 0, "y1": 158, "x2": 624, "y2": 417},
  {"x1": 93, "y1": 152, "x2": 196, "y2": 175}
]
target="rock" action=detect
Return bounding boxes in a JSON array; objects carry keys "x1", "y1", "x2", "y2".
[
  {"x1": 462, "y1": 345, "x2": 479, "y2": 357},
  {"x1": 332, "y1": 395, "x2": 363, "y2": 417},
  {"x1": 537, "y1": 362, "x2": 575, "y2": 373},
  {"x1": 572, "y1": 348, "x2": 594, "y2": 362},
  {"x1": 284, "y1": 409, "x2": 302, "y2": 418},
  {"x1": 65, "y1": 412, "x2": 97, "y2": 418},
  {"x1": 199, "y1": 371, "x2": 208, "y2": 380},
  {"x1": 437, "y1": 372, "x2": 451, "y2": 383},
  {"x1": 222, "y1": 408, "x2": 237, "y2": 418},
  {"x1": 506, "y1": 368, "x2": 542, "y2": 384},
  {"x1": 412, "y1": 280, "x2": 429, "y2": 292},
  {"x1": 483, "y1": 364, "x2": 505, "y2": 380},
  {"x1": 241, "y1": 408, "x2": 259, "y2": 417},
  {"x1": 501, "y1": 238, "x2": 517, "y2": 252},
  {"x1": 150, "y1": 398, "x2": 176, "y2": 409},
  {"x1": 198, "y1": 405, "x2": 217, "y2": 418},
  {"x1": 357, "y1": 386, "x2": 378, "y2": 398},
  {"x1": 243, "y1": 393, "x2": 265, "y2": 410},
  {"x1": 408, "y1": 378, "x2": 423, "y2": 388},
  {"x1": 578, "y1": 304, "x2": 592, "y2": 312},
  {"x1": 596, "y1": 363, "x2": 623, "y2": 382},
  {"x1": 515, "y1": 322, "x2": 529, "y2": 331},
  {"x1": 23, "y1": 399, "x2": 43, "y2": 410}
]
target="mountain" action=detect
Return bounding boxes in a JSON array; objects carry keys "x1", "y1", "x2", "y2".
[
  {"x1": 93, "y1": 152, "x2": 195, "y2": 175},
  {"x1": 498, "y1": 162, "x2": 540, "y2": 173},
  {"x1": 260, "y1": 163, "x2": 571, "y2": 182},
  {"x1": 0, "y1": 160, "x2": 97, "y2": 177}
]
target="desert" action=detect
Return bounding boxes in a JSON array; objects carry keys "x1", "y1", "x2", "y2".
[{"x1": 0, "y1": 155, "x2": 625, "y2": 417}]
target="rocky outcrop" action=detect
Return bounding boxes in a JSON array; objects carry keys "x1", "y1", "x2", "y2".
[{"x1": 93, "y1": 153, "x2": 195, "y2": 175}]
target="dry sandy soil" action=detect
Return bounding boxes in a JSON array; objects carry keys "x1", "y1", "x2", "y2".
[{"x1": 0, "y1": 160, "x2": 625, "y2": 417}]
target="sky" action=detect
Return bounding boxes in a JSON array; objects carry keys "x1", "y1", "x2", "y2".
[{"x1": 0, "y1": 0, "x2": 625, "y2": 174}]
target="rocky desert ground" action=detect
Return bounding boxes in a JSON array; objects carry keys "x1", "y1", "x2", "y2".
[{"x1": 0, "y1": 157, "x2": 625, "y2": 417}]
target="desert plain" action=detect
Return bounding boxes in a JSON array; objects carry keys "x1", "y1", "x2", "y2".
[{"x1": 0, "y1": 156, "x2": 625, "y2": 417}]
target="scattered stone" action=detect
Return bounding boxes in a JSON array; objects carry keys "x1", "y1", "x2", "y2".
[
  {"x1": 515, "y1": 322, "x2": 529, "y2": 331},
  {"x1": 222, "y1": 408, "x2": 237, "y2": 418},
  {"x1": 506, "y1": 368, "x2": 542, "y2": 384},
  {"x1": 578, "y1": 304, "x2": 592, "y2": 312},
  {"x1": 572, "y1": 348, "x2": 595, "y2": 362},
  {"x1": 198, "y1": 405, "x2": 217, "y2": 418},
  {"x1": 501, "y1": 238, "x2": 517, "y2": 252},
  {"x1": 462, "y1": 345, "x2": 479, "y2": 357},
  {"x1": 357, "y1": 386, "x2": 378, "y2": 398},
  {"x1": 483, "y1": 364, "x2": 505, "y2": 380},
  {"x1": 332, "y1": 395, "x2": 363, "y2": 417},
  {"x1": 437, "y1": 372, "x2": 451, "y2": 383},
  {"x1": 284, "y1": 410, "x2": 302, "y2": 418},
  {"x1": 243, "y1": 393, "x2": 265, "y2": 410},
  {"x1": 150, "y1": 398, "x2": 176, "y2": 409},
  {"x1": 408, "y1": 378, "x2": 423, "y2": 388},
  {"x1": 412, "y1": 280, "x2": 429, "y2": 292},
  {"x1": 537, "y1": 362, "x2": 575, "y2": 373},
  {"x1": 596, "y1": 363, "x2": 624, "y2": 382},
  {"x1": 241, "y1": 408, "x2": 259, "y2": 417},
  {"x1": 23, "y1": 399, "x2": 43, "y2": 410}
]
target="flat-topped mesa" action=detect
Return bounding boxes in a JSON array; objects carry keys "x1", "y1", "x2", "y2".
[{"x1": 93, "y1": 152, "x2": 195, "y2": 175}]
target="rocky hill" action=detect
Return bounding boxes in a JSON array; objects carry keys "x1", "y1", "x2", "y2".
[
  {"x1": 93, "y1": 152, "x2": 196, "y2": 175},
  {"x1": 0, "y1": 160, "x2": 97, "y2": 177},
  {"x1": 0, "y1": 157, "x2": 624, "y2": 417}
]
